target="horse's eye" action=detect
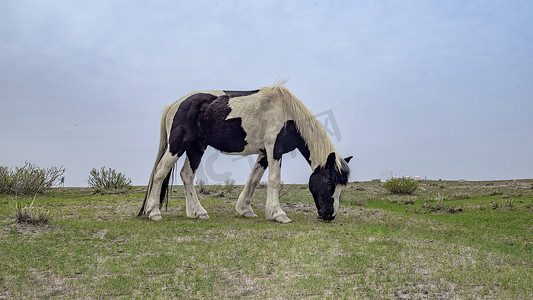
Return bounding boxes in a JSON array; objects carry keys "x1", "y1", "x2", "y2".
[{"x1": 325, "y1": 180, "x2": 332, "y2": 186}]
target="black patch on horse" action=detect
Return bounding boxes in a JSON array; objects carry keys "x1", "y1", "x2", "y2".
[
  {"x1": 168, "y1": 93, "x2": 248, "y2": 157},
  {"x1": 199, "y1": 95, "x2": 247, "y2": 153},
  {"x1": 258, "y1": 149, "x2": 268, "y2": 169},
  {"x1": 273, "y1": 121, "x2": 311, "y2": 164},
  {"x1": 224, "y1": 90, "x2": 260, "y2": 98}
]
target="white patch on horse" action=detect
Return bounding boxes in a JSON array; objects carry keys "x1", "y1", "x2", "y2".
[
  {"x1": 226, "y1": 92, "x2": 286, "y2": 156},
  {"x1": 180, "y1": 156, "x2": 209, "y2": 219},
  {"x1": 332, "y1": 184, "x2": 343, "y2": 218}
]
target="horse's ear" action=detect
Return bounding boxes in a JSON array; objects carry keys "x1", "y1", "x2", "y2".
[
  {"x1": 344, "y1": 156, "x2": 353, "y2": 163},
  {"x1": 325, "y1": 152, "x2": 336, "y2": 168}
]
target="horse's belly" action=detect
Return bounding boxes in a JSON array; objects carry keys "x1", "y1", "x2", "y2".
[{"x1": 212, "y1": 137, "x2": 263, "y2": 156}]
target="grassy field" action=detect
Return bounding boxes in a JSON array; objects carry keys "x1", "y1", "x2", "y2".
[{"x1": 1, "y1": 180, "x2": 532, "y2": 299}]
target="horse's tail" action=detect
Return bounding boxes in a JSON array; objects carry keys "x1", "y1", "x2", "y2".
[{"x1": 138, "y1": 105, "x2": 174, "y2": 216}]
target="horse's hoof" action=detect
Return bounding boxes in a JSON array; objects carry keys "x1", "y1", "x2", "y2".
[
  {"x1": 242, "y1": 211, "x2": 258, "y2": 218},
  {"x1": 198, "y1": 214, "x2": 210, "y2": 220},
  {"x1": 274, "y1": 215, "x2": 292, "y2": 224},
  {"x1": 149, "y1": 214, "x2": 163, "y2": 221}
]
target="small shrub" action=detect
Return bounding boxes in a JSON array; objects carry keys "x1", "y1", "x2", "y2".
[
  {"x1": 445, "y1": 206, "x2": 463, "y2": 214},
  {"x1": 12, "y1": 197, "x2": 50, "y2": 225},
  {"x1": 223, "y1": 178, "x2": 236, "y2": 193},
  {"x1": 422, "y1": 193, "x2": 462, "y2": 214},
  {"x1": 402, "y1": 198, "x2": 416, "y2": 205},
  {"x1": 0, "y1": 162, "x2": 65, "y2": 196},
  {"x1": 491, "y1": 199, "x2": 514, "y2": 210},
  {"x1": 213, "y1": 190, "x2": 225, "y2": 197},
  {"x1": 279, "y1": 182, "x2": 296, "y2": 199},
  {"x1": 388, "y1": 198, "x2": 415, "y2": 205},
  {"x1": 88, "y1": 167, "x2": 132, "y2": 192},
  {"x1": 258, "y1": 181, "x2": 268, "y2": 189},
  {"x1": 435, "y1": 193, "x2": 445, "y2": 207},
  {"x1": 345, "y1": 198, "x2": 368, "y2": 207},
  {"x1": 502, "y1": 192, "x2": 522, "y2": 199},
  {"x1": 383, "y1": 177, "x2": 419, "y2": 195},
  {"x1": 196, "y1": 179, "x2": 210, "y2": 195},
  {"x1": 452, "y1": 191, "x2": 472, "y2": 200}
]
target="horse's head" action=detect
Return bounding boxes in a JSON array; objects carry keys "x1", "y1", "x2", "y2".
[{"x1": 309, "y1": 153, "x2": 352, "y2": 221}]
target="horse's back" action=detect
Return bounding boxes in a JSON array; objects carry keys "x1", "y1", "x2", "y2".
[{"x1": 164, "y1": 89, "x2": 285, "y2": 156}]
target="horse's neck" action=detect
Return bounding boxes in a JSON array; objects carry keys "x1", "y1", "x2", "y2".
[
  {"x1": 298, "y1": 135, "x2": 335, "y2": 171},
  {"x1": 297, "y1": 143, "x2": 313, "y2": 168}
]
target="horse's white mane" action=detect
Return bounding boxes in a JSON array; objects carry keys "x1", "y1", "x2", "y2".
[{"x1": 260, "y1": 81, "x2": 343, "y2": 171}]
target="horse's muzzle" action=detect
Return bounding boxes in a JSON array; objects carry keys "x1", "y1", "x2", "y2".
[{"x1": 318, "y1": 212, "x2": 335, "y2": 221}]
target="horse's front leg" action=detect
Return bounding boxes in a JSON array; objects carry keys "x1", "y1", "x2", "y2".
[
  {"x1": 181, "y1": 156, "x2": 209, "y2": 219},
  {"x1": 265, "y1": 156, "x2": 291, "y2": 224},
  {"x1": 236, "y1": 152, "x2": 267, "y2": 218}
]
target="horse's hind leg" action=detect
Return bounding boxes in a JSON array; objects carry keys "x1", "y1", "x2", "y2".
[
  {"x1": 181, "y1": 156, "x2": 209, "y2": 219},
  {"x1": 236, "y1": 152, "x2": 267, "y2": 218},
  {"x1": 146, "y1": 151, "x2": 179, "y2": 221}
]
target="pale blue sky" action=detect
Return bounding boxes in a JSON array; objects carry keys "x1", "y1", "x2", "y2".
[{"x1": 1, "y1": 1, "x2": 532, "y2": 186}]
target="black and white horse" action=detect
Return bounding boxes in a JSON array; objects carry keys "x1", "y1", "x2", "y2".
[{"x1": 138, "y1": 83, "x2": 352, "y2": 223}]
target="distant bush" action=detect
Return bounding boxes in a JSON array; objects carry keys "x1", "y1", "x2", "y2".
[
  {"x1": 0, "y1": 162, "x2": 65, "y2": 196},
  {"x1": 223, "y1": 178, "x2": 236, "y2": 193},
  {"x1": 196, "y1": 179, "x2": 210, "y2": 195},
  {"x1": 421, "y1": 193, "x2": 462, "y2": 214},
  {"x1": 491, "y1": 199, "x2": 514, "y2": 210},
  {"x1": 345, "y1": 198, "x2": 368, "y2": 207},
  {"x1": 88, "y1": 167, "x2": 132, "y2": 192},
  {"x1": 279, "y1": 182, "x2": 296, "y2": 199},
  {"x1": 383, "y1": 177, "x2": 419, "y2": 195}
]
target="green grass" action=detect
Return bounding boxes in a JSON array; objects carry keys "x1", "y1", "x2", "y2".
[{"x1": 0, "y1": 180, "x2": 532, "y2": 298}]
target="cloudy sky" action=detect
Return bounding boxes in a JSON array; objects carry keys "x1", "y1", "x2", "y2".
[{"x1": 1, "y1": 1, "x2": 532, "y2": 186}]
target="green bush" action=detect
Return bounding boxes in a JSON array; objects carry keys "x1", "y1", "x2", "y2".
[
  {"x1": 88, "y1": 167, "x2": 132, "y2": 192},
  {"x1": 383, "y1": 177, "x2": 419, "y2": 195},
  {"x1": 0, "y1": 162, "x2": 65, "y2": 196}
]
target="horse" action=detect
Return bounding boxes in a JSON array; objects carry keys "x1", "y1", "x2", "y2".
[{"x1": 138, "y1": 83, "x2": 352, "y2": 223}]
